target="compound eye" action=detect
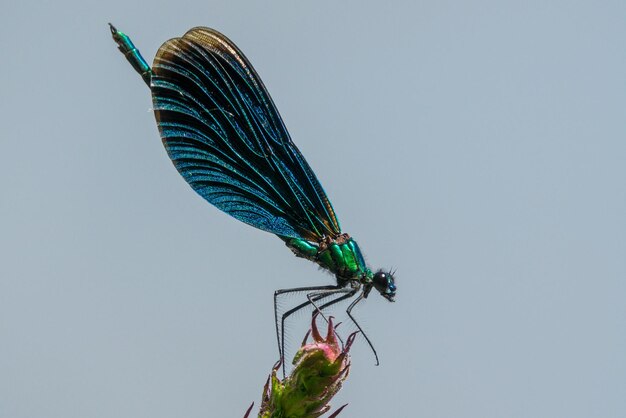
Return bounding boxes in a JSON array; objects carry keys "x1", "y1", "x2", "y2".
[{"x1": 373, "y1": 271, "x2": 388, "y2": 288}]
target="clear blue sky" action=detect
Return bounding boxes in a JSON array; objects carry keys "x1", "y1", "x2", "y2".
[{"x1": 1, "y1": 1, "x2": 625, "y2": 417}]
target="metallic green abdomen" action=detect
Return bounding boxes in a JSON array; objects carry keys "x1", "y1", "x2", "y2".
[
  {"x1": 286, "y1": 234, "x2": 369, "y2": 281},
  {"x1": 109, "y1": 24, "x2": 152, "y2": 86}
]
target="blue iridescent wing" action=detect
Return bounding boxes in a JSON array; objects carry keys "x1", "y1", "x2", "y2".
[{"x1": 150, "y1": 27, "x2": 341, "y2": 241}]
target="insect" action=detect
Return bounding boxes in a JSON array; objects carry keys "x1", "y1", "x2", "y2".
[{"x1": 109, "y1": 24, "x2": 396, "y2": 364}]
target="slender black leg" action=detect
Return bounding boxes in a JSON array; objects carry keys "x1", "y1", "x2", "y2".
[
  {"x1": 277, "y1": 287, "x2": 381, "y2": 367},
  {"x1": 304, "y1": 288, "x2": 358, "y2": 347},
  {"x1": 346, "y1": 293, "x2": 380, "y2": 366},
  {"x1": 306, "y1": 288, "x2": 355, "y2": 328},
  {"x1": 281, "y1": 290, "x2": 344, "y2": 366},
  {"x1": 315, "y1": 287, "x2": 359, "y2": 312},
  {"x1": 275, "y1": 285, "x2": 359, "y2": 377},
  {"x1": 274, "y1": 285, "x2": 340, "y2": 364}
]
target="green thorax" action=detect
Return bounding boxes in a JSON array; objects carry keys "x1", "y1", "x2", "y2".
[{"x1": 285, "y1": 233, "x2": 372, "y2": 282}]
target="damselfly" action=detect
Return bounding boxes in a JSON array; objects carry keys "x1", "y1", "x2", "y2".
[{"x1": 109, "y1": 24, "x2": 396, "y2": 364}]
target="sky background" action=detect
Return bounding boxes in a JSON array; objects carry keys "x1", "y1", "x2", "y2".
[{"x1": 1, "y1": 1, "x2": 625, "y2": 417}]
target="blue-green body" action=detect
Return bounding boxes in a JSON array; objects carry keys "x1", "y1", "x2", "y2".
[
  {"x1": 109, "y1": 23, "x2": 395, "y2": 297},
  {"x1": 285, "y1": 234, "x2": 372, "y2": 284}
]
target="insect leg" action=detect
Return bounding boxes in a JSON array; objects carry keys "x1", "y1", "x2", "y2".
[
  {"x1": 302, "y1": 287, "x2": 360, "y2": 350},
  {"x1": 274, "y1": 285, "x2": 340, "y2": 363},
  {"x1": 346, "y1": 293, "x2": 380, "y2": 366},
  {"x1": 314, "y1": 287, "x2": 359, "y2": 314},
  {"x1": 306, "y1": 286, "x2": 359, "y2": 327},
  {"x1": 304, "y1": 287, "x2": 357, "y2": 335}
]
